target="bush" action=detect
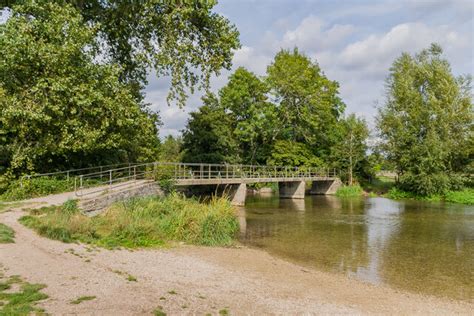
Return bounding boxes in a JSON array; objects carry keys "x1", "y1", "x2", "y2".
[
  {"x1": 0, "y1": 177, "x2": 73, "y2": 201},
  {"x1": 445, "y1": 189, "x2": 474, "y2": 205},
  {"x1": 20, "y1": 193, "x2": 239, "y2": 248},
  {"x1": 335, "y1": 185, "x2": 363, "y2": 197}
]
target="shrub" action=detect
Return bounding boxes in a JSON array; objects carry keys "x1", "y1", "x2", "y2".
[
  {"x1": 445, "y1": 189, "x2": 474, "y2": 205},
  {"x1": 335, "y1": 185, "x2": 363, "y2": 197}
]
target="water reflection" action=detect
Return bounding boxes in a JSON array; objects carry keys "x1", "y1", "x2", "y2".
[{"x1": 240, "y1": 195, "x2": 474, "y2": 301}]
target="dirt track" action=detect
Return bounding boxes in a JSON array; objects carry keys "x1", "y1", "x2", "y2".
[{"x1": 1, "y1": 206, "x2": 472, "y2": 315}]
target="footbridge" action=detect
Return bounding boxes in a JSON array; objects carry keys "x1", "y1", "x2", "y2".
[{"x1": 23, "y1": 162, "x2": 342, "y2": 213}]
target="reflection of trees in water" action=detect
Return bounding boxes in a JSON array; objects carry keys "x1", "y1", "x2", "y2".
[
  {"x1": 380, "y1": 203, "x2": 474, "y2": 300},
  {"x1": 242, "y1": 196, "x2": 370, "y2": 274}
]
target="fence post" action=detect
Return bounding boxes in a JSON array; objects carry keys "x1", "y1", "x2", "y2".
[
  {"x1": 109, "y1": 170, "x2": 112, "y2": 186},
  {"x1": 133, "y1": 166, "x2": 136, "y2": 180},
  {"x1": 66, "y1": 171, "x2": 70, "y2": 181},
  {"x1": 209, "y1": 164, "x2": 211, "y2": 179}
]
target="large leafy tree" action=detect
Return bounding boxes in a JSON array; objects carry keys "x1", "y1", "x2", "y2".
[
  {"x1": 219, "y1": 67, "x2": 277, "y2": 164},
  {"x1": 181, "y1": 94, "x2": 239, "y2": 164},
  {"x1": 331, "y1": 114, "x2": 369, "y2": 184},
  {"x1": 0, "y1": 2, "x2": 160, "y2": 174},
  {"x1": 1, "y1": 0, "x2": 240, "y2": 106},
  {"x1": 376, "y1": 43, "x2": 473, "y2": 195},
  {"x1": 266, "y1": 48, "x2": 345, "y2": 157}
]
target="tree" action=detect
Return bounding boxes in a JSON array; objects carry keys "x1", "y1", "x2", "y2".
[
  {"x1": 376, "y1": 43, "x2": 472, "y2": 195},
  {"x1": 181, "y1": 94, "x2": 239, "y2": 164},
  {"x1": 331, "y1": 115, "x2": 369, "y2": 184},
  {"x1": 219, "y1": 67, "x2": 277, "y2": 164},
  {"x1": 159, "y1": 135, "x2": 183, "y2": 162},
  {"x1": 1, "y1": 0, "x2": 240, "y2": 106},
  {"x1": 0, "y1": 2, "x2": 160, "y2": 174},
  {"x1": 268, "y1": 140, "x2": 324, "y2": 167},
  {"x1": 266, "y1": 48, "x2": 345, "y2": 157}
]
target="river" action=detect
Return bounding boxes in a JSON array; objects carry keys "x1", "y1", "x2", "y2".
[{"x1": 238, "y1": 194, "x2": 474, "y2": 301}]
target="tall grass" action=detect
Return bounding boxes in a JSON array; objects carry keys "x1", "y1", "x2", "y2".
[
  {"x1": 335, "y1": 185, "x2": 364, "y2": 197},
  {"x1": 20, "y1": 194, "x2": 239, "y2": 248}
]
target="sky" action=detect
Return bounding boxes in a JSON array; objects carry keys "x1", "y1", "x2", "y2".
[{"x1": 147, "y1": 0, "x2": 473, "y2": 138}]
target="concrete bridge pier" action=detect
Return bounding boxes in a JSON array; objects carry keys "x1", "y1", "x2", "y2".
[
  {"x1": 278, "y1": 181, "x2": 306, "y2": 199},
  {"x1": 226, "y1": 183, "x2": 247, "y2": 206},
  {"x1": 310, "y1": 179, "x2": 342, "y2": 195}
]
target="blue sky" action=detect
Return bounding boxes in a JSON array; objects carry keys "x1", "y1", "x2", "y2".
[{"x1": 148, "y1": 0, "x2": 473, "y2": 138}]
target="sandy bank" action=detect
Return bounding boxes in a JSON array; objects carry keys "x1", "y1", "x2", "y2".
[{"x1": 0, "y1": 208, "x2": 472, "y2": 315}]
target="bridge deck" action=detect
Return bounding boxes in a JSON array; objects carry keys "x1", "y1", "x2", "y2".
[{"x1": 175, "y1": 176, "x2": 337, "y2": 186}]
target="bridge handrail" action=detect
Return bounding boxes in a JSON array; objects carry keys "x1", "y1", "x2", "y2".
[
  {"x1": 73, "y1": 162, "x2": 338, "y2": 198},
  {"x1": 20, "y1": 162, "x2": 143, "y2": 186}
]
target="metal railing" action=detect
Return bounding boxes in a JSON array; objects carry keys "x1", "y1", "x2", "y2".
[
  {"x1": 20, "y1": 162, "x2": 143, "y2": 187},
  {"x1": 72, "y1": 162, "x2": 338, "y2": 197}
]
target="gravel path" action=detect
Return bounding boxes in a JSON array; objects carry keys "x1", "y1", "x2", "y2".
[{"x1": 1, "y1": 206, "x2": 472, "y2": 315}]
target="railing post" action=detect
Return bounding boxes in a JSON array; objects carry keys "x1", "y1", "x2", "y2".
[
  {"x1": 226, "y1": 164, "x2": 228, "y2": 179},
  {"x1": 109, "y1": 170, "x2": 112, "y2": 186},
  {"x1": 209, "y1": 164, "x2": 211, "y2": 179},
  {"x1": 133, "y1": 166, "x2": 136, "y2": 180},
  {"x1": 200, "y1": 164, "x2": 203, "y2": 179},
  {"x1": 80, "y1": 175, "x2": 83, "y2": 194},
  {"x1": 66, "y1": 171, "x2": 70, "y2": 181}
]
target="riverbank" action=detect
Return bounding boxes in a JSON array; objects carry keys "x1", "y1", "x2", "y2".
[{"x1": 1, "y1": 206, "x2": 472, "y2": 314}]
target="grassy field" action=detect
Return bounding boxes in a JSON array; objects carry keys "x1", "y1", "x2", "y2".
[{"x1": 20, "y1": 193, "x2": 239, "y2": 248}]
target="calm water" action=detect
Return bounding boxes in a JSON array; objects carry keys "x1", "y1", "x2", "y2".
[{"x1": 239, "y1": 194, "x2": 474, "y2": 301}]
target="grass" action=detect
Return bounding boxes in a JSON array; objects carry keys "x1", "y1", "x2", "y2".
[
  {"x1": 153, "y1": 306, "x2": 166, "y2": 316},
  {"x1": 126, "y1": 274, "x2": 137, "y2": 282},
  {"x1": 0, "y1": 223, "x2": 15, "y2": 243},
  {"x1": 386, "y1": 187, "x2": 474, "y2": 205},
  {"x1": 0, "y1": 202, "x2": 23, "y2": 213},
  {"x1": 219, "y1": 308, "x2": 230, "y2": 315},
  {"x1": 335, "y1": 185, "x2": 364, "y2": 197},
  {"x1": 20, "y1": 193, "x2": 239, "y2": 248},
  {"x1": 70, "y1": 295, "x2": 96, "y2": 304},
  {"x1": 0, "y1": 274, "x2": 48, "y2": 314}
]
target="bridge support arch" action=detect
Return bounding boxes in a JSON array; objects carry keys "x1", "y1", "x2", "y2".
[{"x1": 278, "y1": 181, "x2": 305, "y2": 199}]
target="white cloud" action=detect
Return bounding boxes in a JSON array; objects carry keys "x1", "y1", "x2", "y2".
[{"x1": 279, "y1": 15, "x2": 355, "y2": 52}]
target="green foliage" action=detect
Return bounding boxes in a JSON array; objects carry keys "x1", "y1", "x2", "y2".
[
  {"x1": 0, "y1": 177, "x2": 100, "y2": 201},
  {"x1": 21, "y1": 194, "x2": 239, "y2": 248},
  {"x1": 331, "y1": 114, "x2": 369, "y2": 184},
  {"x1": 219, "y1": 67, "x2": 277, "y2": 164},
  {"x1": 444, "y1": 189, "x2": 474, "y2": 205},
  {"x1": 2, "y1": 0, "x2": 240, "y2": 108},
  {"x1": 0, "y1": 223, "x2": 15, "y2": 243},
  {"x1": 182, "y1": 51, "x2": 348, "y2": 168},
  {"x1": 0, "y1": 2, "x2": 159, "y2": 175},
  {"x1": 1, "y1": 178, "x2": 73, "y2": 201},
  {"x1": 159, "y1": 136, "x2": 183, "y2": 162},
  {"x1": 0, "y1": 275, "x2": 48, "y2": 315},
  {"x1": 377, "y1": 43, "x2": 473, "y2": 196},
  {"x1": 335, "y1": 185, "x2": 364, "y2": 198},
  {"x1": 268, "y1": 140, "x2": 324, "y2": 167},
  {"x1": 182, "y1": 95, "x2": 240, "y2": 163},
  {"x1": 267, "y1": 48, "x2": 345, "y2": 152}
]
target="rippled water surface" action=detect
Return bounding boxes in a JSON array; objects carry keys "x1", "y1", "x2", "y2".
[{"x1": 239, "y1": 195, "x2": 474, "y2": 300}]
